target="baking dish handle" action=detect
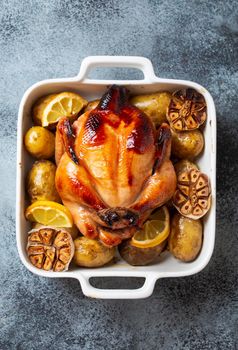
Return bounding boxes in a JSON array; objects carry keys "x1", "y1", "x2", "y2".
[
  {"x1": 79, "y1": 274, "x2": 157, "y2": 299},
  {"x1": 77, "y1": 56, "x2": 157, "y2": 82}
]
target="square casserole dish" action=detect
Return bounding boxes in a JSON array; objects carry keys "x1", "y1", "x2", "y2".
[{"x1": 16, "y1": 56, "x2": 216, "y2": 299}]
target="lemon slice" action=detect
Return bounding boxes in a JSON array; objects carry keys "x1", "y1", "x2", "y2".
[
  {"x1": 25, "y1": 201, "x2": 73, "y2": 227},
  {"x1": 131, "y1": 206, "x2": 170, "y2": 248},
  {"x1": 33, "y1": 92, "x2": 88, "y2": 127}
]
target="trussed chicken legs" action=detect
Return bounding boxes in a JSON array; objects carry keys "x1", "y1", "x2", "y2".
[{"x1": 55, "y1": 85, "x2": 176, "y2": 247}]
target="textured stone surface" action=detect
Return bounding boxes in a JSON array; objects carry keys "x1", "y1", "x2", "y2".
[{"x1": 0, "y1": 0, "x2": 237, "y2": 349}]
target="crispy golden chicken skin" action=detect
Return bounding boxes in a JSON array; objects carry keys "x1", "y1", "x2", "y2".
[{"x1": 55, "y1": 85, "x2": 176, "y2": 247}]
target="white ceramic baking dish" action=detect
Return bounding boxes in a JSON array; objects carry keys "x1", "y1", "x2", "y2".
[{"x1": 16, "y1": 56, "x2": 216, "y2": 299}]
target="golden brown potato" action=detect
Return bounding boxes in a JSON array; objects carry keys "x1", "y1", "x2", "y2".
[
  {"x1": 84, "y1": 99, "x2": 100, "y2": 112},
  {"x1": 130, "y1": 92, "x2": 171, "y2": 127},
  {"x1": 73, "y1": 237, "x2": 115, "y2": 267},
  {"x1": 168, "y1": 213, "x2": 203, "y2": 262},
  {"x1": 174, "y1": 159, "x2": 198, "y2": 175},
  {"x1": 171, "y1": 129, "x2": 204, "y2": 159},
  {"x1": 119, "y1": 239, "x2": 166, "y2": 266},
  {"x1": 24, "y1": 126, "x2": 55, "y2": 159},
  {"x1": 27, "y1": 160, "x2": 61, "y2": 203}
]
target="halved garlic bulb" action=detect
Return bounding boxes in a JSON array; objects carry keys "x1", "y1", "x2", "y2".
[
  {"x1": 27, "y1": 226, "x2": 74, "y2": 271},
  {"x1": 173, "y1": 169, "x2": 211, "y2": 219},
  {"x1": 167, "y1": 88, "x2": 207, "y2": 131}
]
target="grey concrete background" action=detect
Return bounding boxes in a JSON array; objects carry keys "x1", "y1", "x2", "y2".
[{"x1": 0, "y1": 0, "x2": 237, "y2": 349}]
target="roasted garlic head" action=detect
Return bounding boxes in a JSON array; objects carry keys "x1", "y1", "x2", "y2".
[
  {"x1": 167, "y1": 88, "x2": 207, "y2": 131},
  {"x1": 27, "y1": 227, "x2": 74, "y2": 271},
  {"x1": 173, "y1": 169, "x2": 211, "y2": 219}
]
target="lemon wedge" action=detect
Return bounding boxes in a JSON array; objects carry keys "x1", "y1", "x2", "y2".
[
  {"x1": 131, "y1": 206, "x2": 170, "y2": 248},
  {"x1": 25, "y1": 201, "x2": 73, "y2": 227},
  {"x1": 33, "y1": 92, "x2": 88, "y2": 127}
]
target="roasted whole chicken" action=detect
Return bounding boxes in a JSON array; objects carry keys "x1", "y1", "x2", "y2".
[{"x1": 55, "y1": 85, "x2": 177, "y2": 247}]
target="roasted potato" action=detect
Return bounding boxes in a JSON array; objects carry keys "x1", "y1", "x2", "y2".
[
  {"x1": 119, "y1": 239, "x2": 166, "y2": 266},
  {"x1": 73, "y1": 237, "x2": 115, "y2": 267},
  {"x1": 84, "y1": 99, "x2": 100, "y2": 112},
  {"x1": 171, "y1": 129, "x2": 204, "y2": 159},
  {"x1": 130, "y1": 92, "x2": 171, "y2": 127},
  {"x1": 169, "y1": 213, "x2": 203, "y2": 262},
  {"x1": 174, "y1": 159, "x2": 198, "y2": 175},
  {"x1": 27, "y1": 160, "x2": 61, "y2": 203},
  {"x1": 24, "y1": 126, "x2": 55, "y2": 159}
]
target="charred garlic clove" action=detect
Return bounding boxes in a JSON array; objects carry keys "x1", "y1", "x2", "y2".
[
  {"x1": 27, "y1": 227, "x2": 74, "y2": 271},
  {"x1": 173, "y1": 169, "x2": 211, "y2": 219},
  {"x1": 167, "y1": 88, "x2": 207, "y2": 131}
]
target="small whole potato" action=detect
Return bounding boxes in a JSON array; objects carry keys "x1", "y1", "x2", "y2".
[
  {"x1": 169, "y1": 213, "x2": 203, "y2": 262},
  {"x1": 27, "y1": 160, "x2": 61, "y2": 203},
  {"x1": 171, "y1": 129, "x2": 204, "y2": 159},
  {"x1": 73, "y1": 237, "x2": 115, "y2": 267},
  {"x1": 174, "y1": 159, "x2": 198, "y2": 175},
  {"x1": 24, "y1": 126, "x2": 55, "y2": 159},
  {"x1": 119, "y1": 239, "x2": 167, "y2": 266},
  {"x1": 130, "y1": 92, "x2": 171, "y2": 128}
]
